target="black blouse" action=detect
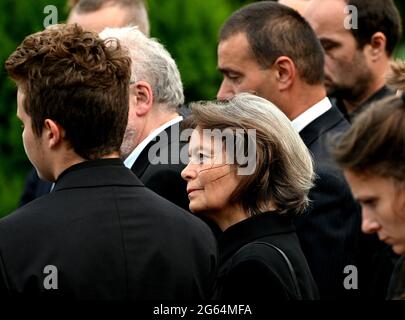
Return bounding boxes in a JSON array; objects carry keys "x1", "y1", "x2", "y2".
[
  {"x1": 387, "y1": 255, "x2": 405, "y2": 300},
  {"x1": 214, "y1": 212, "x2": 319, "y2": 300}
]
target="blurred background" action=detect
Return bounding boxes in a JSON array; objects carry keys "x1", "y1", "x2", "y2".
[{"x1": 0, "y1": 0, "x2": 404, "y2": 217}]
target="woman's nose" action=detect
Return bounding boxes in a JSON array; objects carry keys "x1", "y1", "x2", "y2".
[
  {"x1": 181, "y1": 162, "x2": 198, "y2": 181},
  {"x1": 361, "y1": 209, "x2": 381, "y2": 234}
]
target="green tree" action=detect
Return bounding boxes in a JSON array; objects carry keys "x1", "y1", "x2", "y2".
[
  {"x1": 148, "y1": 0, "x2": 253, "y2": 101},
  {"x1": 0, "y1": 0, "x2": 68, "y2": 216}
]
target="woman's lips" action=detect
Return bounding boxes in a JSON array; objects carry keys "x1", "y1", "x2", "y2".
[
  {"x1": 187, "y1": 188, "x2": 203, "y2": 195},
  {"x1": 379, "y1": 236, "x2": 394, "y2": 245}
]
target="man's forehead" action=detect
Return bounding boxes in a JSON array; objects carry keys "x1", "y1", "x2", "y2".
[
  {"x1": 218, "y1": 33, "x2": 254, "y2": 64},
  {"x1": 219, "y1": 33, "x2": 250, "y2": 51},
  {"x1": 67, "y1": 5, "x2": 128, "y2": 33},
  {"x1": 305, "y1": 0, "x2": 348, "y2": 33},
  {"x1": 279, "y1": 0, "x2": 310, "y2": 16}
]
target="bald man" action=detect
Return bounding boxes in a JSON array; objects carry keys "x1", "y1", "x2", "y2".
[
  {"x1": 67, "y1": 0, "x2": 150, "y2": 35},
  {"x1": 278, "y1": 0, "x2": 309, "y2": 15}
]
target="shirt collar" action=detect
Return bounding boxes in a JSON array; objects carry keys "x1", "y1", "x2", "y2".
[
  {"x1": 53, "y1": 158, "x2": 143, "y2": 192},
  {"x1": 291, "y1": 97, "x2": 332, "y2": 133},
  {"x1": 124, "y1": 116, "x2": 183, "y2": 169}
]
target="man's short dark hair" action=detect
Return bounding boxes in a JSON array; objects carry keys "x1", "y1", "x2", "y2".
[
  {"x1": 219, "y1": 1, "x2": 324, "y2": 85},
  {"x1": 5, "y1": 24, "x2": 131, "y2": 160},
  {"x1": 346, "y1": 0, "x2": 402, "y2": 56}
]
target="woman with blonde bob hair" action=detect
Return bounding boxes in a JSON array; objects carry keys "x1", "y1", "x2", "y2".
[{"x1": 181, "y1": 93, "x2": 318, "y2": 300}]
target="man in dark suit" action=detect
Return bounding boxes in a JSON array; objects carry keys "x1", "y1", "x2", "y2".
[
  {"x1": 304, "y1": 0, "x2": 401, "y2": 122},
  {"x1": 0, "y1": 24, "x2": 217, "y2": 299},
  {"x1": 304, "y1": 0, "x2": 401, "y2": 298},
  {"x1": 99, "y1": 27, "x2": 191, "y2": 211},
  {"x1": 216, "y1": 2, "x2": 363, "y2": 299}
]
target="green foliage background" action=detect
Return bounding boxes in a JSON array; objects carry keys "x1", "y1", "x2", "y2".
[{"x1": 0, "y1": 0, "x2": 404, "y2": 217}]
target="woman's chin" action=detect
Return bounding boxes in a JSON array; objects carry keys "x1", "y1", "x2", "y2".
[
  {"x1": 188, "y1": 201, "x2": 203, "y2": 214},
  {"x1": 392, "y1": 243, "x2": 405, "y2": 255}
]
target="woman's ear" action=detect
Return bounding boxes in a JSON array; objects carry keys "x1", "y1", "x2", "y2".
[
  {"x1": 43, "y1": 119, "x2": 63, "y2": 149},
  {"x1": 273, "y1": 56, "x2": 296, "y2": 91},
  {"x1": 131, "y1": 80, "x2": 153, "y2": 116}
]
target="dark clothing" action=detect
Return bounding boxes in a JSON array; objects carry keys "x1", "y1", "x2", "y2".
[
  {"x1": 387, "y1": 256, "x2": 405, "y2": 300},
  {"x1": 297, "y1": 105, "x2": 397, "y2": 299},
  {"x1": 179, "y1": 104, "x2": 191, "y2": 118},
  {"x1": 131, "y1": 122, "x2": 189, "y2": 211},
  {"x1": 296, "y1": 106, "x2": 362, "y2": 299},
  {"x1": 329, "y1": 93, "x2": 399, "y2": 299},
  {"x1": 19, "y1": 122, "x2": 190, "y2": 212},
  {"x1": 19, "y1": 167, "x2": 52, "y2": 207},
  {"x1": 359, "y1": 234, "x2": 399, "y2": 299},
  {"x1": 0, "y1": 159, "x2": 217, "y2": 299},
  {"x1": 214, "y1": 212, "x2": 319, "y2": 300},
  {"x1": 334, "y1": 85, "x2": 395, "y2": 122}
]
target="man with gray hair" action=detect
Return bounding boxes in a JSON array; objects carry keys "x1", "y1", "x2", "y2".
[{"x1": 100, "y1": 26, "x2": 189, "y2": 210}]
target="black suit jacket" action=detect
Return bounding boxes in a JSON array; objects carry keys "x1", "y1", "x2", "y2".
[
  {"x1": 0, "y1": 159, "x2": 217, "y2": 299},
  {"x1": 131, "y1": 122, "x2": 190, "y2": 211},
  {"x1": 214, "y1": 213, "x2": 319, "y2": 300},
  {"x1": 295, "y1": 105, "x2": 362, "y2": 299},
  {"x1": 386, "y1": 256, "x2": 405, "y2": 300},
  {"x1": 19, "y1": 122, "x2": 190, "y2": 212}
]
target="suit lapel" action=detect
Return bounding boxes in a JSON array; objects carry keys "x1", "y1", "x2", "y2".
[
  {"x1": 299, "y1": 106, "x2": 346, "y2": 147},
  {"x1": 131, "y1": 140, "x2": 154, "y2": 178},
  {"x1": 131, "y1": 124, "x2": 177, "y2": 178}
]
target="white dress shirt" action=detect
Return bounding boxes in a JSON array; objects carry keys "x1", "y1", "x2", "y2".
[
  {"x1": 291, "y1": 97, "x2": 332, "y2": 133},
  {"x1": 124, "y1": 116, "x2": 183, "y2": 169}
]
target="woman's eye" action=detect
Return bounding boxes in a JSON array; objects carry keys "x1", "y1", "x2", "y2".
[
  {"x1": 362, "y1": 199, "x2": 376, "y2": 209},
  {"x1": 197, "y1": 153, "x2": 211, "y2": 164}
]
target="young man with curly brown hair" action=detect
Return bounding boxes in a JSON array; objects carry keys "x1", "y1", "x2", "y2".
[{"x1": 0, "y1": 24, "x2": 217, "y2": 300}]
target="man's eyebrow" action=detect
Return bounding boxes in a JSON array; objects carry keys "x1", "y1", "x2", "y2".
[
  {"x1": 356, "y1": 196, "x2": 377, "y2": 203},
  {"x1": 217, "y1": 67, "x2": 241, "y2": 75},
  {"x1": 319, "y1": 38, "x2": 340, "y2": 46},
  {"x1": 217, "y1": 66, "x2": 229, "y2": 73}
]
